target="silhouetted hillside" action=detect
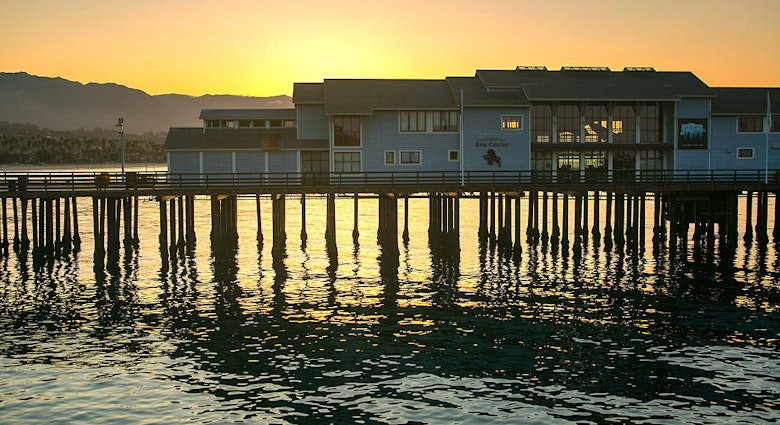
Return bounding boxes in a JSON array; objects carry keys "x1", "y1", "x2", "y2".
[{"x1": 0, "y1": 72, "x2": 292, "y2": 133}]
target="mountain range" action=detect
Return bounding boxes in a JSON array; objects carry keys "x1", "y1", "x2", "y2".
[{"x1": 0, "y1": 72, "x2": 293, "y2": 134}]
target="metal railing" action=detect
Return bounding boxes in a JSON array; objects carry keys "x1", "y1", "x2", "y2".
[{"x1": 0, "y1": 169, "x2": 776, "y2": 193}]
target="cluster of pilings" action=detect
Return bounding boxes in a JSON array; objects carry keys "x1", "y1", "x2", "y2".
[
  {"x1": 158, "y1": 195, "x2": 197, "y2": 262},
  {"x1": 0, "y1": 196, "x2": 82, "y2": 264},
  {"x1": 92, "y1": 196, "x2": 139, "y2": 270},
  {"x1": 1, "y1": 189, "x2": 779, "y2": 270}
]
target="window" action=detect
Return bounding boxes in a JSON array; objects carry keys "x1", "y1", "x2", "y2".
[
  {"x1": 283, "y1": 120, "x2": 296, "y2": 128},
  {"x1": 385, "y1": 150, "x2": 395, "y2": 165},
  {"x1": 448, "y1": 150, "x2": 459, "y2": 162},
  {"x1": 737, "y1": 148, "x2": 754, "y2": 159},
  {"x1": 556, "y1": 105, "x2": 580, "y2": 143},
  {"x1": 639, "y1": 104, "x2": 660, "y2": 143},
  {"x1": 400, "y1": 150, "x2": 421, "y2": 164},
  {"x1": 639, "y1": 150, "x2": 663, "y2": 170},
  {"x1": 333, "y1": 151, "x2": 361, "y2": 173},
  {"x1": 206, "y1": 120, "x2": 234, "y2": 128},
  {"x1": 773, "y1": 117, "x2": 780, "y2": 132},
  {"x1": 251, "y1": 119, "x2": 266, "y2": 128},
  {"x1": 433, "y1": 111, "x2": 458, "y2": 132},
  {"x1": 738, "y1": 117, "x2": 764, "y2": 133},
  {"x1": 584, "y1": 105, "x2": 608, "y2": 143},
  {"x1": 612, "y1": 105, "x2": 636, "y2": 144},
  {"x1": 531, "y1": 105, "x2": 552, "y2": 143},
  {"x1": 334, "y1": 116, "x2": 361, "y2": 146},
  {"x1": 502, "y1": 115, "x2": 523, "y2": 130},
  {"x1": 238, "y1": 120, "x2": 252, "y2": 128},
  {"x1": 400, "y1": 111, "x2": 426, "y2": 132}
]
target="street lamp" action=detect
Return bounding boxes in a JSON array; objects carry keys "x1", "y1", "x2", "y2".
[{"x1": 116, "y1": 117, "x2": 125, "y2": 177}]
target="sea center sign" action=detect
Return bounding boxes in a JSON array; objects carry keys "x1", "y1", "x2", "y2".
[{"x1": 475, "y1": 136, "x2": 509, "y2": 148}]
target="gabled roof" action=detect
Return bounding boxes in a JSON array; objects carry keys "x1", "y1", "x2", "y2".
[
  {"x1": 292, "y1": 82, "x2": 325, "y2": 104},
  {"x1": 164, "y1": 127, "x2": 297, "y2": 151},
  {"x1": 711, "y1": 88, "x2": 780, "y2": 115},
  {"x1": 445, "y1": 76, "x2": 529, "y2": 107},
  {"x1": 323, "y1": 79, "x2": 456, "y2": 115},
  {"x1": 476, "y1": 68, "x2": 716, "y2": 102},
  {"x1": 199, "y1": 108, "x2": 295, "y2": 120}
]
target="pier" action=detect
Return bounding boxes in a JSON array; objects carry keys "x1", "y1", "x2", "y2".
[{"x1": 1, "y1": 169, "x2": 778, "y2": 269}]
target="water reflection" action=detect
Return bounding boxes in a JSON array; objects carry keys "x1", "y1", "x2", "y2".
[{"x1": 1, "y1": 197, "x2": 779, "y2": 424}]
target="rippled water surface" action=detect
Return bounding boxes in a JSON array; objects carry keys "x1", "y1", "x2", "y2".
[{"x1": 1, "y1": 183, "x2": 779, "y2": 424}]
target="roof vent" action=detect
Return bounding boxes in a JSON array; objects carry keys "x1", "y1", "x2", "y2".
[
  {"x1": 516, "y1": 66, "x2": 547, "y2": 71},
  {"x1": 623, "y1": 67, "x2": 656, "y2": 72},
  {"x1": 561, "y1": 66, "x2": 611, "y2": 72}
]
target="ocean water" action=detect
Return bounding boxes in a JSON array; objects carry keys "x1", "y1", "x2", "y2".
[{"x1": 1, "y1": 179, "x2": 779, "y2": 424}]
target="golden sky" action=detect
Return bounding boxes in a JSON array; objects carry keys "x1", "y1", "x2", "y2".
[{"x1": 1, "y1": 0, "x2": 778, "y2": 97}]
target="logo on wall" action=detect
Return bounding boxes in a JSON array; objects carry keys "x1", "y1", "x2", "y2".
[
  {"x1": 483, "y1": 149, "x2": 501, "y2": 167},
  {"x1": 678, "y1": 119, "x2": 708, "y2": 149}
]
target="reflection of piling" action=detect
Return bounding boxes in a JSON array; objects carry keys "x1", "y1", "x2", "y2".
[{"x1": 300, "y1": 194, "x2": 308, "y2": 246}]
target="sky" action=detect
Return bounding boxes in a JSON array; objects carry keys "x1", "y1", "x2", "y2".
[{"x1": 1, "y1": 0, "x2": 778, "y2": 97}]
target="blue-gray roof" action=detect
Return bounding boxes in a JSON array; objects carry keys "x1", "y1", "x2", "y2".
[
  {"x1": 323, "y1": 79, "x2": 457, "y2": 115},
  {"x1": 292, "y1": 83, "x2": 325, "y2": 104},
  {"x1": 475, "y1": 68, "x2": 716, "y2": 101},
  {"x1": 199, "y1": 108, "x2": 295, "y2": 120},
  {"x1": 712, "y1": 88, "x2": 780, "y2": 115}
]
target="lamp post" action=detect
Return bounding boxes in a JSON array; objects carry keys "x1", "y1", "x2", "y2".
[{"x1": 116, "y1": 117, "x2": 125, "y2": 177}]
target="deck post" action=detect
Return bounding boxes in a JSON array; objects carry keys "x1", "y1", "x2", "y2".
[
  {"x1": 604, "y1": 191, "x2": 613, "y2": 248},
  {"x1": 255, "y1": 194, "x2": 263, "y2": 244},
  {"x1": 326, "y1": 192, "x2": 337, "y2": 253},
  {"x1": 592, "y1": 190, "x2": 601, "y2": 244},
  {"x1": 573, "y1": 193, "x2": 582, "y2": 253},
  {"x1": 582, "y1": 191, "x2": 589, "y2": 244},
  {"x1": 551, "y1": 192, "x2": 559, "y2": 247},
  {"x1": 744, "y1": 191, "x2": 754, "y2": 243},
  {"x1": 72, "y1": 196, "x2": 81, "y2": 249},
  {"x1": 561, "y1": 193, "x2": 569, "y2": 251},
  {"x1": 541, "y1": 192, "x2": 549, "y2": 245},
  {"x1": 300, "y1": 194, "x2": 308, "y2": 246}
]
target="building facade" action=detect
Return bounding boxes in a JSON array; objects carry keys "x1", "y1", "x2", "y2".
[{"x1": 165, "y1": 67, "x2": 780, "y2": 181}]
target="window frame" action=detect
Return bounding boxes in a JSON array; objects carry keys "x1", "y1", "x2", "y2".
[
  {"x1": 448, "y1": 150, "x2": 459, "y2": 162},
  {"x1": 737, "y1": 116, "x2": 765, "y2": 133},
  {"x1": 501, "y1": 115, "x2": 523, "y2": 130},
  {"x1": 384, "y1": 150, "x2": 396, "y2": 165},
  {"x1": 432, "y1": 111, "x2": 459, "y2": 132},
  {"x1": 333, "y1": 151, "x2": 361, "y2": 173},
  {"x1": 399, "y1": 111, "x2": 427, "y2": 133},
  {"x1": 333, "y1": 115, "x2": 361, "y2": 147},
  {"x1": 737, "y1": 147, "x2": 755, "y2": 159},
  {"x1": 399, "y1": 150, "x2": 422, "y2": 165}
]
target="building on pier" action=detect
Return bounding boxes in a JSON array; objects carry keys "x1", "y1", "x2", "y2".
[{"x1": 164, "y1": 67, "x2": 780, "y2": 179}]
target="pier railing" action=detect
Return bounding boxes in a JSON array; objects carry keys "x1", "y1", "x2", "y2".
[{"x1": 1, "y1": 169, "x2": 778, "y2": 194}]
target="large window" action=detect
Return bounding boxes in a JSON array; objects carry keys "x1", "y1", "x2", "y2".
[
  {"x1": 334, "y1": 116, "x2": 361, "y2": 146},
  {"x1": 400, "y1": 150, "x2": 421, "y2": 164},
  {"x1": 501, "y1": 115, "x2": 523, "y2": 130},
  {"x1": 530, "y1": 151, "x2": 552, "y2": 181},
  {"x1": 557, "y1": 105, "x2": 580, "y2": 143},
  {"x1": 557, "y1": 151, "x2": 580, "y2": 181},
  {"x1": 433, "y1": 111, "x2": 458, "y2": 132},
  {"x1": 612, "y1": 106, "x2": 636, "y2": 144},
  {"x1": 738, "y1": 116, "x2": 765, "y2": 133},
  {"x1": 400, "y1": 111, "x2": 426, "y2": 132},
  {"x1": 584, "y1": 105, "x2": 608, "y2": 143},
  {"x1": 333, "y1": 151, "x2": 361, "y2": 173},
  {"x1": 639, "y1": 150, "x2": 663, "y2": 170},
  {"x1": 531, "y1": 105, "x2": 552, "y2": 143},
  {"x1": 639, "y1": 104, "x2": 660, "y2": 143}
]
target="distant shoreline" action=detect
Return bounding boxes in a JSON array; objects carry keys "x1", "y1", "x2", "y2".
[{"x1": 0, "y1": 163, "x2": 167, "y2": 172}]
